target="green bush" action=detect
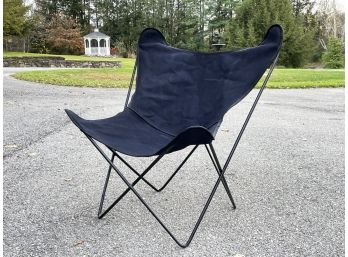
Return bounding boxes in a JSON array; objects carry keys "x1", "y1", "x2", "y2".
[{"x1": 322, "y1": 38, "x2": 344, "y2": 69}]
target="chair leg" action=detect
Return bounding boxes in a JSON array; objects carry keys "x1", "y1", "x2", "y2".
[
  {"x1": 206, "y1": 144, "x2": 236, "y2": 209},
  {"x1": 98, "y1": 153, "x2": 115, "y2": 218},
  {"x1": 111, "y1": 145, "x2": 198, "y2": 193},
  {"x1": 86, "y1": 136, "x2": 232, "y2": 248}
]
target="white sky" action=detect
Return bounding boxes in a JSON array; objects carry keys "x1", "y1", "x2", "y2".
[
  {"x1": 24, "y1": 0, "x2": 345, "y2": 12},
  {"x1": 334, "y1": 0, "x2": 345, "y2": 11}
]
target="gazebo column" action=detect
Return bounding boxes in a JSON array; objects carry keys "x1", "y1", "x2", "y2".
[
  {"x1": 97, "y1": 38, "x2": 101, "y2": 56},
  {"x1": 88, "y1": 38, "x2": 91, "y2": 55},
  {"x1": 107, "y1": 38, "x2": 110, "y2": 56}
]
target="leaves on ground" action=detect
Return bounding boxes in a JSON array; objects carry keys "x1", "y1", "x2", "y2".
[
  {"x1": 73, "y1": 240, "x2": 84, "y2": 246},
  {"x1": 4, "y1": 144, "x2": 18, "y2": 148}
]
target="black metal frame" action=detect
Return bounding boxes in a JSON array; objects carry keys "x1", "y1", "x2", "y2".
[{"x1": 82, "y1": 54, "x2": 279, "y2": 248}]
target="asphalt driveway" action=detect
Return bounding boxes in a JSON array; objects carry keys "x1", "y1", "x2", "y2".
[{"x1": 3, "y1": 68, "x2": 344, "y2": 256}]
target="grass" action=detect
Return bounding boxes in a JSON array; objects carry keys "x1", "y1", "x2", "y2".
[
  {"x1": 6, "y1": 52, "x2": 345, "y2": 88},
  {"x1": 257, "y1": 69, "x2": 345, "y2": 88},
  {"x1": 12, "y1": 67, "x2": 344, "y2": 89},
  {"x1": 8, "y1": 51, "x2": 136, "y2": 87},
  {"x1": 4, "y1": 51, "x2": 134, "y2": 65},
  {"x1": 13, "y1": 68, "x2": 133, "y2": 88}
]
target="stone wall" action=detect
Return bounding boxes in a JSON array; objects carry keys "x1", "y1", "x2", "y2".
[{"x1": 3, "y1": 57, "x2": 121, "y2": 68}]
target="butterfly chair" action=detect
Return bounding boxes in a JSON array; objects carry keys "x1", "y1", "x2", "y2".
[{"x1": 65, "y1": 24, "x2": 283, "y2": 248}]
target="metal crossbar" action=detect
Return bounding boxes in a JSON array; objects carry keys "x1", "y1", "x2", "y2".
[
  {"x1": 111, "y1": 145, "x2": 198, "y2": 192},
  {"x1": 97, "y1": 145, "x2": 198, "y2": 219},
  {"x1": 82, "y1": 54, "x2": 279, "y2": 247}
]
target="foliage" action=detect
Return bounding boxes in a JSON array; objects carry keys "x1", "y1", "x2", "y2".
[
  {"x1": 225, "y1": 0, "x2": 315, "y2": 67},
  {"x1": 96, "y1": 0, "x2": 210, "y2": 55},
  {"x1": 3, "y1": 0, "x2": 30, "y2": 37},
  {"x1": 322, "y1": 37, "x2": 344, "y2": 68},
  {"x1": 207, "y1": 0, "x2": 239, "y2": 45},
  {"x1": 34, "y1": 0, "x2": 92, "y2": 33},
  {"x1": 27, "y1": 13, "x2": 49, "y2": 53},
  {"x1": 45, "y1": 14, "x2": 84, "y2": 55}
]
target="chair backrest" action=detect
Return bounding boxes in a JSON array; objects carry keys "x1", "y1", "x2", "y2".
[{"x1": 129, "y1": 25, "x2": 283, "y2": 136}]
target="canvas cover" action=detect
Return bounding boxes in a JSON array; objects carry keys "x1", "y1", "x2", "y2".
[{"x1": 66, "y1": 25, "x2": 283, "y2": 157}]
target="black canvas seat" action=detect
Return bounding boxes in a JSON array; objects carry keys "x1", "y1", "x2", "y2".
[
  {"x1": 65, "y1": 24, "x2": 283, "y2": 248},
  {"x1": 66, "y1": 106, "x2": 221, "y2": 157},
  {"x1": 66, "y1": 108, "x2": 175, "y2": 157}
]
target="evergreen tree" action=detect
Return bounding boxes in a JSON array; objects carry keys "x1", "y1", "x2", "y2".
[
  {"x1": 225, "y1": 0, "x2": 311, "y2": 67},
  {"x1": 207, "y1": 0, "x2": 238, "y2": 45},
  {"x1": 35, "y1": 0, "x2": 92, "y2": 33},
  {"x1": 27, "y1": 13, "x2": 48, "y2": 53},
  {"x1": 291, "y1": 0, "x2": 314, "y2": 17},
  {"x1": 322, "y1": 37, "x2": 344, "y2": 68}
]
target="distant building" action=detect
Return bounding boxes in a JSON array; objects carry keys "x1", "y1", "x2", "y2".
[{"x1": 83, "y1": 28, "x2": 110, "y2": 56}]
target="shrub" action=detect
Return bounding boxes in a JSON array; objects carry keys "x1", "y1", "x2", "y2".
[{"x1": 45, "y1": 14, "x2": 84, "y2": 55}]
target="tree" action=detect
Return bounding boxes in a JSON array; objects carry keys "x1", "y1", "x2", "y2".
[
  {"x1": 316, "y1": 0, "x2": 345, "y2": 50},
  {"x1": 27, "y1": 13, "x2": 49, "y2": 53},
  {"x1": 4, "y1": 0, "x2": 32, "y2": 51},
  {"x1": 3, "y1": 0, "x2": 29, "y2": 37},
  {"x1": 35, "y1": 0, "x2": 92, "y2": 33},
  {"x1": 225, "y1": 0, "x2": 311, "y2": 67},
  {"x1": 97, "y1": 0, "x2": 212, "y2": 55},
  {"x1": 322, "y1": 37, "x2": 344, "y2": 68},
  {"x1": 291, "y1": 0, "x2": 314, "y2": 17},
  {"x1": 45, "y1": 14, "x2": 84, "y2": 54},
  {"x1": 207, "y1": 0, "x2": 239, "y2": 46}
]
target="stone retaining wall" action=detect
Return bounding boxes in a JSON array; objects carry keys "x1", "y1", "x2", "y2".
[{"x1": 3, "y1": 57, "x2": 121, "y2": 68}]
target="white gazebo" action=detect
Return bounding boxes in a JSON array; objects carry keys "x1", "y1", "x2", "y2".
[{"x1": 83, "y1": 28, "x2": 111, "y2": 56}]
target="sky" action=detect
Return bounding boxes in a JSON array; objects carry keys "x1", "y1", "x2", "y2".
[
  {"x1": 24, "y1": 0, "x2": 345, "y2": 12},
  {"x1": 334, "y1": 0, "x2": 345, "y2": 11}
]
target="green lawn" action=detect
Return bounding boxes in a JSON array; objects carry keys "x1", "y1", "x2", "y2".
[
  {"x1": 4, "y1": 51, "x2": 135, "y2": 67},
  {"x1": 12, "y1": 66, "x2": 344, "y2": 89},
  {"x1": 4, "y1": 51, "x2": 119, "y2": 62},
  {"x1": 257, "y1": 69, "x2": 344, "y2": 88},
  {"x1": 8, "y1": 51, "x2": 135, "y2": 87},
  {"x1": 13, "y1": 68, "x2": 133, "y2": 88}
]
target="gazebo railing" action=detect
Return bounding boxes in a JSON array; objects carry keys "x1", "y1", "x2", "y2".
[{"x1": 89, "y1": 47, "x2": 108, "y2": 56}]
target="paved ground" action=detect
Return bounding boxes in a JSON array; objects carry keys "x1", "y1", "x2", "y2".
[{"x1": 3, "y1": 68, "x2": 344, "y2": 257}]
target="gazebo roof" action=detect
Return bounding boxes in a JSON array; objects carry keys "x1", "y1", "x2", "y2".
[{"x1": 84, "y1": 28, "x2": 110, "y2": 39}]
